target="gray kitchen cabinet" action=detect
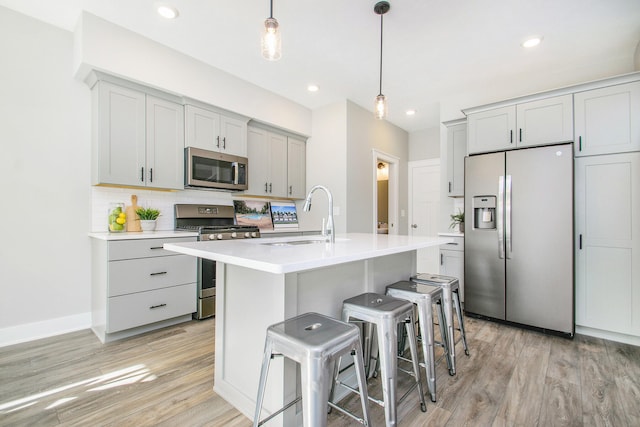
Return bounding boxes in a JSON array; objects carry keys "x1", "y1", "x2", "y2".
[
  {"x1": 92, "y1": 79, "x2": 184, "y2": 190},
  {"x1": 184, "y1": 104, "x2": 248, "y2": 157},
  {"x1": 287, "y1": 136, "x2": 307, "y2": 199},
  {"x1": 439, "y1": 234, "x2": 465, "y2": 302},
  {"x1": 467, "y1": 94, "x2": 573, "y2": 154},
  {"x1": 575, "y1": 152, "x2": 640, "y2": 338},
  {"x1": 245, "y1": 126, "x2": 288, "y2": 198},
  {"x1": 91, "y1": 236, "x2": 197, "y2": 343},
  {"x1": 574, "y1": 81, "x2": 640, "y2": 157},
  {"x1": 444, "y1": 119, "x2": 466, "y2": 197}
]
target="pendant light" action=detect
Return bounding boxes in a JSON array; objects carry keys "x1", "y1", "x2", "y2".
[
  {"x1": 262, "y1": 0, "x2": 282, "y2": 61},
  {"x1": 374, "y1": 1, "x2": 390, "y2": 120}
]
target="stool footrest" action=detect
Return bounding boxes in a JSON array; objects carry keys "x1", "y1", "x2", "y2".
[{"x1": 256, "y1": 396, "x2": 302, "y2": 427}]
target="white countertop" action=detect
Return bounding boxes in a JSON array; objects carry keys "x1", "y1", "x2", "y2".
[
  {"x1": 438, "y1": 232, "x2": 464, "y2": 237},
  {"x1": 164, "y1": 233, "x2": 453, "y2": 274},
  {"x1": 88, "y1": 230, "x2": 199, "y2": 240}
]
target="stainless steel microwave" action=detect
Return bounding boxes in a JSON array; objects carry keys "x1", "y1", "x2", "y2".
[{"x1": 185, "y1": 147, "x2": 248, "y2": 191}]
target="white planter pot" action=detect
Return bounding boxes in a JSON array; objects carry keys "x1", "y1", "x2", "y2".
[{"x1": 140, "y1": 220, "x2": 157, "y2": 232}]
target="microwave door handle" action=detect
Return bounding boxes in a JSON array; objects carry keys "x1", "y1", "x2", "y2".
[{"x1": 232, "y1": 162, "x2": 239, "y2": 184}]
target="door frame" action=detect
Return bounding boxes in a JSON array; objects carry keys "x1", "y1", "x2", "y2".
[{"x1": 372, "y1": 149, "x2": 399, "y2": 235}]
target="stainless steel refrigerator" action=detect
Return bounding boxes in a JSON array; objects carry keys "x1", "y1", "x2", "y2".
[{"x1": 464, "y1": 143, "x2": 574, "y2": 336}]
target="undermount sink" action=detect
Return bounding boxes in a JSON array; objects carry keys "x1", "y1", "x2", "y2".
[{"x1": 262, "y1": 239, "x2": 327, "y2": 247}]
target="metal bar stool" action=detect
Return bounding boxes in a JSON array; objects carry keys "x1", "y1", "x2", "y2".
[
  {"x1": 340, "y1": 293, "x2": 427, "y2": 427},
  {"x1": 253, "y1": 312, "x2": 371, "y2": 427},
  {"x1": 386, "y1": 280, "x2": 448, "y2": 402},
  {"x1": 411, "y1": 273, "x2": 469, "y2": 375}
]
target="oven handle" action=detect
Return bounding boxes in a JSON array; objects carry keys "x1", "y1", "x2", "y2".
[{"x1": 232, "y1": 161, "x2": 239, "y2": 184}]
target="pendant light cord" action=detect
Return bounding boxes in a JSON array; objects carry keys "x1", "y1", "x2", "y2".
[
  {"x1": 269, "y1": 0, "x2": 274, "y2": 19},
  {"x1": 378, "y1": 13, "x2": 384, "y2": 96}
]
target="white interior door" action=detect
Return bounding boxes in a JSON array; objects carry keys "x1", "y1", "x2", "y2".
[{"x1": 408, "y1": 159, "x2": 440, "y2": 273}]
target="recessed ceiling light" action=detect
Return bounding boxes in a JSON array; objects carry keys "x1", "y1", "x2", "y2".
[
  {"x1": 406, "y1": 109, "x2": 416, "y2": 116},
  {"x1": 307, "y1": 84, "x2": 319, "y2": 92},
  {"x1": 522, "y1": 37, "x2": 542, "y2": 48},
  {"x1": 157, "y1": 4, "x2": 179, "y2": 19}
]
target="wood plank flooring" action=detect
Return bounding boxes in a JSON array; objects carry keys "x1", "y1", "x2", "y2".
[{"x1": 1, "y1": 316, "x2": 639, "y2": 426}]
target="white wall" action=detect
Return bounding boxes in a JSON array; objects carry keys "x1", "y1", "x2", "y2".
[
  {"x1": 409, "y1": 127, "x2": 440, "y2": 161},
  {"x1": 0, "y1": 7, "x2": 92, "y2": 341}
]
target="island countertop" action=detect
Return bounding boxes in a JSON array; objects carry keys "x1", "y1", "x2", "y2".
[{"x1": 164, "y1": 233, "x2": 452, "y2": 274}]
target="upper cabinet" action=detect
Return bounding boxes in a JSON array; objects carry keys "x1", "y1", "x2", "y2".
[
  {"x1": 245, "y1": 125, "x2": 307, "y2": 199},
  {"x1": 467, "y1": 94, "x2": 573, "y2": 154},
  {"x1": 92, "y1": 80, "x2": 184, "y2": 190},
  {"x1": 574, "y1": 81, "x2": 640, "y2": 157},
  {"x1": 444, "y1": 119, "x2": 466, "y2": 197},
  {"x1": 184, "y1": 104, "x2": 248, "y2": 157}
]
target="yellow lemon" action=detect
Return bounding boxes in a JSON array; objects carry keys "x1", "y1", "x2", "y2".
[
  {"x1": 116, "y1": 217, "x2": 126, "y2": 225},
  {"x1": 118, "y1": 212, "x2": 126, "y2": 218}
]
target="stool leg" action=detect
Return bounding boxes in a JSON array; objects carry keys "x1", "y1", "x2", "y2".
[
  {"x1": 405, "y1": 314, "x2": 427, "y2": 412},
  {"x1": 300, "y1": 355, "x2": 332, "y2": 427},
  {"x1": 352, "y1": 340, "x2": 372, "y2": 427},
  {"x1": 253, "y1": 339, "x2": 274, "y2": 427},
  {"x1": 453, "y1": 290, "x2": 470, "y2": 356},
  {"x1": 441, "y1": 288, "x2": 456, "y2": 375},
  {"x1": 416, "y1": 301, "x2": 436, "y2": 402},
  {"x1": 436, "y1": 301, "x2": 453, "y2": 375},
  {"x1": 377, "y1": 318, "x2": 398, "y2": 427}
]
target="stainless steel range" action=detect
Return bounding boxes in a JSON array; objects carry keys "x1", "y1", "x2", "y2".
[{"x1": 174, "y1": 204, "x2": 261, "y2": 319}]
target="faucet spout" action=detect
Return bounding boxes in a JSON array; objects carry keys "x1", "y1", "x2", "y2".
[{"x1": 303, "y1": 185, "x2": 335, "y2": 244}]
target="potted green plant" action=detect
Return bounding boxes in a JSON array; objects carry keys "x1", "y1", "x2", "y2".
[
  {"x1": 135, "y1": 207, "x2": 161, "y2": 232},
  {"x1": 450, "y1": 210, "x2": 464, "y2": 233}
]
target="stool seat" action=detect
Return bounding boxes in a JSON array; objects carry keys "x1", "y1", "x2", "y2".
[
  {"x1": 343, "y1": 292, "x2": 416, "y2": 320},
  {"x1": 411, "y1": 273, "x2": 469, "y2": 375},
  {"x1": 253, "y1": 312, "x2": 371, "y2": 427}
]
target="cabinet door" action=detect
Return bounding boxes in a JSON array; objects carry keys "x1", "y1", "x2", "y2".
[
  {"x1": 440, "y1": 249, "x2": 464, "y2": 302},
  {"x1": 516, "y1": 94, "x2": 573, "y2": 148},
  {"x1": 446, "y1": 123, "x2": 466, "y2": 197},
  {"x1": 268, "y1": 132, "x2": 288, "y2": 197},
  {"x1": 184, "y1": 105, "x2": 221, "y2": 152},
  {"x1": 95, "y1": 81, "x2": 146, "y2": 186},
  {"x1": 575, "y1": 153, "x2": 640, "y2": 335},
  {"x1": 467, "y1": 106, "x2": 516, "y2": 154},
  {"x1": 246, "y1": 127, "x2": 271, "y2": 196},
  {"x1": 146, "y1": 96, "x2": 184, "y2": 190},
  {"x1": 574, "y1": 81, "x2": 640, "y2": 156},
  {"x1": 220, "y1": 115, "x2": 248, "y2": 157},
  {"x1": 287, "y1": 137, "x2": 306, "y2": 199}
]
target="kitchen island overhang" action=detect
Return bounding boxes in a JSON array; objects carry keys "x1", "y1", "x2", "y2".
[{"x1": 164, "y1": 233, "x2": 452, "y2": 426}]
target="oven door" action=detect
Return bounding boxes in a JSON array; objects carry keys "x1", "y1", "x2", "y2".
[
  {"x1": 185, "y1": 147, "x2": 248, "y2": 191},
  {"x1": 196, "y1": 257, "x2": 216, "y2": 319}
]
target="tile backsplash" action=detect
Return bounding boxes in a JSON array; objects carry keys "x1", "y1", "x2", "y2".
[{"x1": 92, "y1": 187, "x2": 234, "y2": 232}]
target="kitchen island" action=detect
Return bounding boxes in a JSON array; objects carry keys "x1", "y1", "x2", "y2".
[{"x1": 164, "y1": 233, "x2": 451, "y2": 426}]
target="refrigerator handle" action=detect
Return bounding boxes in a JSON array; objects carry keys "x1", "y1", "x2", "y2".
[
  {"x1": 498, "y1": 175, "x2": 505, "y2": 259},
  {"x1": 505, "y1": 175, "x2": 512, "y2": 259}
]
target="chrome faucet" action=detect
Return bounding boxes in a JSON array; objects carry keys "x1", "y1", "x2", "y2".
[{"x1": 303, "y1": 185, "x2": 335, "y2": 244}]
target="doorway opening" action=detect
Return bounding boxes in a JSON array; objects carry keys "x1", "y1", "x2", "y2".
[{"x1": 372, "y1": 150, "x2": 399, "y2": 235}]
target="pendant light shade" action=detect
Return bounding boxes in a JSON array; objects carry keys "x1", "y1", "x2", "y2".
[
  {"x1": 373, "y1": 1, "x2": 390, "y2": 120},
  {"x1": 262, "y1": 0, "x2": 281, "y2": 61}
]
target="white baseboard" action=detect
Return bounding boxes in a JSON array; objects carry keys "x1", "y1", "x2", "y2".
[
  {"x1": 575, "y1": 325, "x2": 640, "y2": 347},
  {"x1": 0, "y1": 312, "x2": 91, "y2": 348}
]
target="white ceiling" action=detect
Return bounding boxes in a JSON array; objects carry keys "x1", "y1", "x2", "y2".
[{"x1": 2, "y1": 0, "x2": 640, "y2": 132}]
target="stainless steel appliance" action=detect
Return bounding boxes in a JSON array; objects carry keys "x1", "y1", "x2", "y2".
[
  {"x1": 464, "y1": 143, "x2": 574, "y2": 336},
  {"x1": 174, "y1": 204, "x2": 260, "y2": 319},
  {"x1": 184, "y1": 147, "x2": 248, "y2": 191}
]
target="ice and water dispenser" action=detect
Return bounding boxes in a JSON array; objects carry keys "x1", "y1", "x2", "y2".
[{"x1": 472, "y1": 196, "x2": 496, "y2": 229}]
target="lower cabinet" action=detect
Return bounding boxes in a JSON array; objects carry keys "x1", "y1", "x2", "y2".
[
  {"x1": 439, "y1": 234, "x2": 465, "y2": 302},
  {"x1": 91, "y1": 235, "x2": 197, "y2": 342}
]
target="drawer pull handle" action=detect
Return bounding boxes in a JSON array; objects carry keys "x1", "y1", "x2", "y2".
[
  {"x1": 150, "y1": 247, "x2": 163, "y2": 250},
  {"x1": 150, "y1": 303, "x2": 167, "y2": 309},
  {"x1": 150, "y1": 271, "x2": 167, "y2": 276},
  {"x1": 448, "y1": 242, "x2": 459, "y2": 246}
]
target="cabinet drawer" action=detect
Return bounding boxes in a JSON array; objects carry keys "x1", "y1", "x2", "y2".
[
  {"x1": 442, "y1": 236, "x2": 464, "y2": 251},
  {"x1": 108, "y1": 255, "x2": 196, "y2": 297},
  {"x1": 108, "y1": 237, "x2": 196, "y2": 261},
  {"x1": 107, "y1": 283, "x2": 196, "y2": 333}
]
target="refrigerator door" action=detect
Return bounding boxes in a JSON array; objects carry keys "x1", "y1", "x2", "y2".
[
  {"x1": 464, "y1": 152, "x2": 506, "y2": 319},
  {"x1": 505, "y1": 144, "x2": 574, "y2": 333}
]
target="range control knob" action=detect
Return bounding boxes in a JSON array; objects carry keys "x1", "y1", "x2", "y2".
[
  {"x1": 244, "y1": 232, "x2": 251, "y2": 238},
  {"x1": 217, "y1": 234, "x2": 224, "y2": 240},
  {"x1": 208, "y1": 234, "x2": 216, "y2": 240},
  {"x1": 251, "y1": 232, "x2": 258, "y2": 238},
  {"x1": 231, "y1": 232, "x2": 237, "y2": 238}
]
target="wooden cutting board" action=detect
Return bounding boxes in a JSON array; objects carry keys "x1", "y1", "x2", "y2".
[{"x1": 125, "y1": 194, "x2": 142, "y2": 232}]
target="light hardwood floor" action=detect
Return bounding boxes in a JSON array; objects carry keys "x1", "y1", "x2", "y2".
[{"x1": 1, "y1": 316, "x2": 639, "y2": 426}]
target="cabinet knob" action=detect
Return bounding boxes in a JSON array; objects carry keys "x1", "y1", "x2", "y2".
[{"x1": 411, "y1": 224, "x2": 418, "y2": 228}]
